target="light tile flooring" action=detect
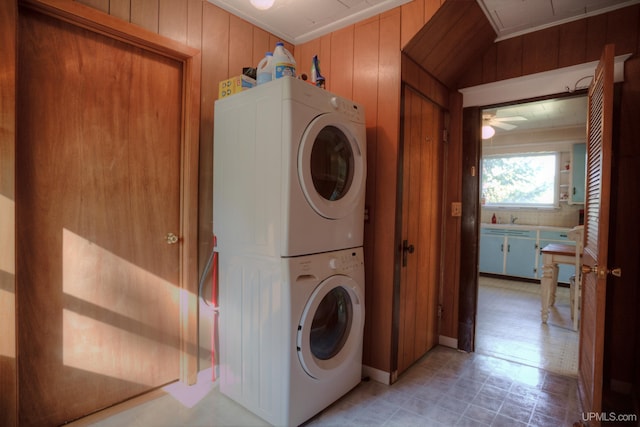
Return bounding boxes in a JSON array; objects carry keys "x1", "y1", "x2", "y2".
[
  {"x1": 73, "y1": 277, "x2": 582, "y2": 427},
  {"x1": 477, "y1": 276, "x2": 579, "y2": 377}
]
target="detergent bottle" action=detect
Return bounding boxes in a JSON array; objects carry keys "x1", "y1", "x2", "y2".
[
  {"x1": 272, "y1": 42, "x2": 296, "y2": 79},
  {"x1": 256, "y1": 52, "x2": 273, "y2": 85}
]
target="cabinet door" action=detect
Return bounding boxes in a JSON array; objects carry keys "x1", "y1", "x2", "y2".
[
  {"x1": 479, "y1": 234, "x2": 505, "y2": 274},
  {"x1": 505, "y1": 237, "x2": 537, "y2": 279},
  {"x1": 570, "y1": 143, "x2": 586, "y2": 204}
]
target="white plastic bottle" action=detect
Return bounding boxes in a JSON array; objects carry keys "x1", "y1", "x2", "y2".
[
  {"x1": 272, "y1": 42, "x2": 296, "y2": 79},
  {"x1": 256, "y1": 52, "x2": 273, "y2": 85}
]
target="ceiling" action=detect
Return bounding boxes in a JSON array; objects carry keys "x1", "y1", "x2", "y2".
[
  {"x1": 483, "y1": 95, "x2": 588, "y2": 137},
  {"x1": 208, "y1": 0, "x2": 639, "y2": 44},
  {"x1": 207, "y1": 0, "x2": 412, "y2": 44}
]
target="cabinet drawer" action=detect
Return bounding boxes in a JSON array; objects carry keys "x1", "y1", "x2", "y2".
[
  {"x1": 482, "y1": 228, "x2": 536, "y2": 239},
  {"x1": 539, "y1": 230, "x2": 570, "y2": 240}
]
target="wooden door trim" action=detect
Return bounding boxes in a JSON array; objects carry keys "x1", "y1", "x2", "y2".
[
  {"x1": 457, "y1": 107, "x2": 481, "y2": 352},
  {"x1": 19, "y1": 0, "x2": 201, "y2": 385}
]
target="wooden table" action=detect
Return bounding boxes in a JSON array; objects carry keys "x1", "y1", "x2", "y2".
[{"x1": 540, "y1": 243, "x2": 579, "y2": 329}]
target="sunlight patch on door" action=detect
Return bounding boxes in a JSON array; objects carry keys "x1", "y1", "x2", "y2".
[
  {"x1": 0, "y1": 288, "x2": 15, "y2": 358},
  {"x1": 0, "y1": 194, "x2": 15, "y2": 276},
  {"x1": 62, "y1": 228, "x2": 181, "y2": 384}
]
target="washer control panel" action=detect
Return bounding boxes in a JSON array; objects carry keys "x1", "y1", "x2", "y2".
[
  {"x1": 292, "y1": 248, "x2": 364, "y2": 277},
  {"x1": 327, "y1": 250, "x2": 362, "y2": 274},
  {"x1": 329, "y1": 96, "x2": 364, "y2": 123}
]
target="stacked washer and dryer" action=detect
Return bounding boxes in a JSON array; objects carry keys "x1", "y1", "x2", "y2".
[{"x1": 213, "y1": 76, "x2": 367, "y2": 426}]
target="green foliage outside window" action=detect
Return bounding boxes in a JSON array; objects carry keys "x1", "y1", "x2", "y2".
[{"x1": 481, "y1": 153, "x2": 557, "y2": 207}]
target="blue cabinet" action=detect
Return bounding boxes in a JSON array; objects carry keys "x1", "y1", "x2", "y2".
[
  {"x1": 505, "y1": 236, "x2": 537, "y2": 279},
  {"x1": 570, "y1": 143, "x2": 586, "y2": 204},
  {"x1": 479, "y1": 228, "x2": 537, "y2": 279},
  {"x1": 479, "y1": 233, "x2": 504, "y2": 275},
  {"x1": 480, "y1": 226, "x2": 575, "y2": 283}
]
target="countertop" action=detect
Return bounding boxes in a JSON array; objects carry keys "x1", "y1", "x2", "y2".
[{"x1": 481, "y1": 223, "x2": 576, "y2": 231}]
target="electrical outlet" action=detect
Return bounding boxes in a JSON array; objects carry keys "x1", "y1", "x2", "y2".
[{"x1": 451, "y1": 202, "x2": 462, "y2": 217}]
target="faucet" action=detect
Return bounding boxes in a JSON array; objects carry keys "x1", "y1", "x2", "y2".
[{"x1": 510, "y1": 214, "x2": 518, "y2": 224}]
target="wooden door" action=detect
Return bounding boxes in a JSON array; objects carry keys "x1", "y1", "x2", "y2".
[
  {"x1": 16, "y1": 3, "x2": 199, "y2": 425},
  {"x1": 396, "y1": 87, "x2": 443, "y2": 376},
  {"x1": 577, "y1": 44, "x2": 616, "y2": 423}
]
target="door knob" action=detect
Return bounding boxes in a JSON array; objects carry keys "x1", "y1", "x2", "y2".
[
  {"x1": 581, "y1": 264, "x2": 622, "y2": 278},
  {"x1": 165, "y1": 233, "x2": 179, "y2": 244},
  {"x1": 403, "y1": 240, "x2": 415, "y2": 254},
  {"x1": 581, "y1": 264, "x2": 598, "y2": 275},
  {"x1": 402, "y1": 239, "x2": 415, "y2": 267}
]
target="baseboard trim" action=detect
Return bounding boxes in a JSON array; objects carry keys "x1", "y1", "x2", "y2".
[
  {"x1": 362, "y1": 365, "x2": 391, "y2": 385},
  {"x1": 439, "y1": 335, "x2": 458, "y2": 349}
]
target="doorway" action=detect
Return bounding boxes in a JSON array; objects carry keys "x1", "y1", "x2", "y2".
[{"x1": 475, "y1": 95, "x2": 587, "y2": 376}]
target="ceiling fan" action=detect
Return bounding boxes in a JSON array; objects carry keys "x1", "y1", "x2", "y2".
[{"x1": 482, "y1": 113, "x2": 527, "y2": 139}]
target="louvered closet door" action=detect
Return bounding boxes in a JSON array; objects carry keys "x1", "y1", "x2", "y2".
[{"x1": 577, "y1": 44, "x2": 615, "y2": 423}]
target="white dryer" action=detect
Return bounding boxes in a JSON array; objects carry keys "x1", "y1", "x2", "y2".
[
  {"x1": 213, "y1": 76, "x2": 366, "y2": 257},
  {"x1": 218, "y1": 247, "x2": 365, "y2": 426}
]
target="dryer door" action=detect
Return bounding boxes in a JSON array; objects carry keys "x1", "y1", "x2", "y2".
[
  {"x1": 296, "y1": 274, "x2": 364, "y2": 379},
  {"x1": 298, "y1": 113, "x2": 365, "y2": 219}
]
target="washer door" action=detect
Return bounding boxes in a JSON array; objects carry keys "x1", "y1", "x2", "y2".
[
  {"x1": 298, "y1": 113, "x2": 365, "y2": 220},
  {"x1": 297, "y1": 275, "x2": 364, "y2": 379}
]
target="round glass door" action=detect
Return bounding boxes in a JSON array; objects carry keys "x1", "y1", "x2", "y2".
[
  {"x1": 298, "y1": 113, "x2": 365, "y2": 220},
  {"x1": 310, "y1": 126, "x2": 354, "y2": 203},
  {"x1": 297, "y1": 275, "x2": 364, "y2": 379},
  {"x1": 310, "y1": 286, "x2": 352, "y2": 360}
]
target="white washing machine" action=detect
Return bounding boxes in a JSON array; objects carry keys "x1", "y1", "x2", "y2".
[
  {"x1": 213, "y1": 76, "x2": 366, "y2": 258},
  {"x1": 218, "y1": 247, "x2": 365, "y2": 426}
]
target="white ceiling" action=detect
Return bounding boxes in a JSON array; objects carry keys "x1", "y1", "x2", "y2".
[
  {"x1": 209, "y1": 0, "x2": 639, "y2": 44},
  {"x1": 207, "y1": 0, "x2": 412, "y2": 44},
  {"x1": 483, "y1": 96, "x2": 588, "y2": 137}
]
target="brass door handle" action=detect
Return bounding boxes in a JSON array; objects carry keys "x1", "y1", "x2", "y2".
[
  {"x1": 581, "y1": 264, "x2": 622, "y2": 278},
  {"x1": 166, "y1": 233, "x2": 179, "y2": 244},
  {"x1": 581, "y1": 264, "x2": 597, "y2": 275}
]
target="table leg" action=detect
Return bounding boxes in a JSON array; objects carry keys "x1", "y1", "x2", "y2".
[
  {"x1": 540, "y1": 260, "x2": 554, "y2": 323},
  {"x1": 550, "y1": 264, "x2": 559, "y2": 307}
]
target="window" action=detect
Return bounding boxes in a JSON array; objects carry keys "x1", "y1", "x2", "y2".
[{"x1": 481, "y1": 153, "x2": 558, "y2": 208}]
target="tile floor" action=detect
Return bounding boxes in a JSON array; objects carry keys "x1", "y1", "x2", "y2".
[
  {"x1": 73, "y1": 277, "x2": 582, "y2": 427},
  {"x1": 476, "y1": 276, "x2": 579, "y2": 377}
]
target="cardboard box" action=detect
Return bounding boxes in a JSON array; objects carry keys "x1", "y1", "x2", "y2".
[{"x1": 218, "y1": 75, "x2": 255, "y2": 98}]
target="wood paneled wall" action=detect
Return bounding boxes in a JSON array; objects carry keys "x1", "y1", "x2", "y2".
[{"x1": 458, "y1": 4, "x2": 640, "y2": 87}]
